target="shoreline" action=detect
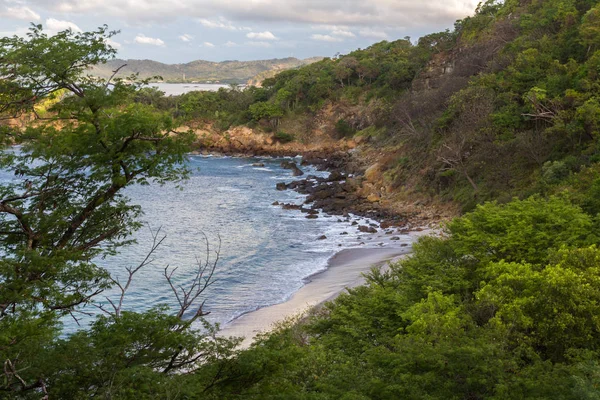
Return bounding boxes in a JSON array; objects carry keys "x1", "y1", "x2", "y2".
[{"x1": 217, "y1": 236, "x2": 425, "y2": 349}]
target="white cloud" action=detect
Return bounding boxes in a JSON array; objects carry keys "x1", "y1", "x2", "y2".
[
  {"x1": 224, "y1": 41, "x2": 238, "y2": 47},
  {"x1": 104, "y1": 37, "x2": 122, "y2": 49},
  {"x1": 0, "y1": 26, "x2": 31, "y2": 38},
  {"x1": 179, "y1": 34, "x2": 193, "y2": 42},
  {"x1": 359, "y1": 28, "x2": 388, "y2": 39},
  {"x1": 134, "y1": 34, "x2": 165, "y2": 46},
  {"x1": 45, "y1": 18, "x2": 82, "y2": 33},
  {"x1": 1, "y1": 6, "x2": 41, "y2": 21},
  {"x1": 247, "y1": 41, "x2": 271, "y2": 48},
  {"x1": 203, "y1": 41, "x2": 215, "y2": 47},
  {"x1": 332, "y1": 29, "x2": 355, "y2": 38},
  {"x1": 311, "y1": 34, "x2": 342, "y2": 42},
  {"x1": 30, "y1": 0, "x2": 480, "y2": 29},
  {"x1": 246, "y1": 31, "x2": 277, "y2": 40},
  {"x1": 198, "y1": 18, "x2": 249, "y2": 31}
]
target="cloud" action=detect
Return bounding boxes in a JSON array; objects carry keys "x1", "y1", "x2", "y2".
[
  {"x1": 246, "y1": 41, "x2": 271, "y2": 48},
  {"x1": 0, "y1": 26, "x2": 31, "y2": 38},
  {"x1": 29, "y1": 0, "x2": 479, "y2": 29},
  {"x1": 198, "y1": 18, "x2": 249, "y2": 31},
  {"x1": 311, "y1": 34, "x2": 342, "y2": 42},
  {"x1": 45, "y1": 18, "x2": 81, "y2": 33},
  {"x1": 332, "y1": 29, "x2": 355, "y2": 38},
  {"x1": 1, "y1": 6, "x2": 41, "y2": 21},
  {"x1": 246, "y1": 31, "x2": 277, "y2": 40},
  {"x1": 134, "y1": 34, "x2": 165, "y2": 46},
  {"x1": 203, "y1": 41, "x2": 215, "y2": 47},
  {"x1": 224, "y1": 41, "x2": 238, "y2": 47},
  {"x1": 359, "y1": 28, "x2": 387, "y2": 39},
  {"x1": 104, "y1": 37, "x2": 122, "y2": 49},
  {"x1": 179, "y1": 34, "x2": 193, "y2": 42}
]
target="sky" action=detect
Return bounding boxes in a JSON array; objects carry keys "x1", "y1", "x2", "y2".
[{"x1": 0, "y1": 0, "x2": 481, "y2": 64}]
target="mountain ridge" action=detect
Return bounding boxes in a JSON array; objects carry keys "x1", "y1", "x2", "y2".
[{"x1": 89, "y1": 56, "x2": 323, "y2": 84}]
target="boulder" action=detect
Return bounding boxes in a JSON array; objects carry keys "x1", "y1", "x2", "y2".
[
  {"x1": 276, "y1": 182, "x2": 287, "y2": 191},
  {"x1": 358, "y1": 225, "x2": 377, "y2": 233},
  {"x1": 291, "y1": 165, "x2": 304, "y2": 176},
  {"x1": 317, "y1": 235, "x2": 327, "y2": 240}
]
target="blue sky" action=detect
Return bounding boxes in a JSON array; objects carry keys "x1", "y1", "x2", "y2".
[{"x1": 0, "y1": 0, "x2": 480, "y2": 63}]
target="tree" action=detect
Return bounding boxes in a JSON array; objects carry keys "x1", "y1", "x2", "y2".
[
  {"x1": 0, "y1": 25, "x2": 234, "y2": 397},
  {"x1": 248, "y1": 101, "x2": 284, "y2": 128}
]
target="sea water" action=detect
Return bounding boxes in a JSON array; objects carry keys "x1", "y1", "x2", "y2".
[{"x1": 1, "y1": 154, "x2": 408, "y2": 331}]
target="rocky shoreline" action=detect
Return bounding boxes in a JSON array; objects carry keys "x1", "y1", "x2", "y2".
[
  {"x1": 272, "y1": 157, "x2": 437, "y2": 236},
  {"x1": 191, "y1": 127, "x2": 453, "y2": 232}
]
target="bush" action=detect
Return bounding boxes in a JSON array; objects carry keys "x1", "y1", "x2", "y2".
[
  {"x1": 335, "y1": 118, "x2": 356, "y2": 138},
  {"x1": 274, "y1": 131, "x2": 295, "y2": 143}
]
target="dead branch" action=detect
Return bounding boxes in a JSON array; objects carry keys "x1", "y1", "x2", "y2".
[
  {"x1": 98, "y1": 226, "x2": 166, "y2": 318},
  {"x1": 164, "y1": 233, "x2": 221, "y2": 322}
]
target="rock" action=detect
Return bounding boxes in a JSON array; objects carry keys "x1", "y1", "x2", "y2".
[
  {"x1": 401, "y1": 243, "x2": 409, "y2": 247},
  {"x1": 340, "y1": 232, "x2": 348, "y2": 235},
  {"x1": 367, "y1": 193, "x2": 380, "y2": 203},
  {"x1": 306, "y1": 214, "x2": 318, "y2": 219},
  {"x1": 317, "y1": 235, "x2": 327, "y2": 240},
  {"x1": 390, "y1": 236, "x2": 400, "y2": 241},
  {"x1": 252, "y1": 163, "x2": 265, "y2": 167},
  {"x1": 328, "y1": 171, "x2": 344, "y2": 181},
  {"x1": 272, "y1": 201, "x2": 280, "y2": 206},
  {"x1": 281, "y1": 161, "x2": 304, "y2": 176},
  {"x1": 364, "y1": 163, "x2": 381, "y2": 182},
  {"x1": 358, "y1": 225, "x2": 377, "y2": 233},
  {"x1": 292, "y1": 165, "x2": 304, "y2": 176},
  {"x1": 276, "y1": 182, "x2": 287, "y2": 191},
  {"x1": 282, "y1": 203, "x2": 301, "y2": 210},
  {"x1": 351, "y1": 221, "x2": 358, "y2": 226}
]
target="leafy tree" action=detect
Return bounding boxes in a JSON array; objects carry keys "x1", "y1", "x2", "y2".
[
  {"x1": 0, "y1": 24, "x2": 235, "y2": 397},
  {"x1": 248, "y1": 101, "x2": 284, "y2": 128}
]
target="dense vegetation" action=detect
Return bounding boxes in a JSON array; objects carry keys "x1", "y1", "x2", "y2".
[
  {"x1": 162, "y1": 0, "x2": 600, "y2": 211},
  {"x1": 2, "y1": 0, "x2": 600, "y2": 398}
]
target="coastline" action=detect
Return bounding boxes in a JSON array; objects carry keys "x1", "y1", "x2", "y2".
[{"x1": 217, "y1": 236, "x2": 424, "y2": 349}]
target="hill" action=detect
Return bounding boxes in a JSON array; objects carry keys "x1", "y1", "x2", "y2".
[{"x1": 88, "y1": 56, "x2": 323, "y2": 84}]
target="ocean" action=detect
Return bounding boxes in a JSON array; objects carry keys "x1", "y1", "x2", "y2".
[
  {"x1": 148, "y1": 83, "x2": 231, "y2": 96},
  {"x1": 95, "y1": 155, "x2": 397, "y2": 329},
  {"x1": 1, "y1": 154, "x2": 405, "y2": 331}
]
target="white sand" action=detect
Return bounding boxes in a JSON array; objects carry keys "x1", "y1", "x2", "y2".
[{"x1": 218, "y1": 246, "x2": 412, "y2": 348}]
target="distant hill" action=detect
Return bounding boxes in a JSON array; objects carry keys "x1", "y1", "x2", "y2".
[{"x1": 89, "y1": 57, "x2": 323, "y2": 84}]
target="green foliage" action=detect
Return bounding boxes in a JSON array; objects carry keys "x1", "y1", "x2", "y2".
[
  {"x1": 194, "y1": 193, "x2": 600, "y2": 398},
  {"x1": 334, "y1": 118, "x2": 356, "y2": 138},
  {"x1": 0, "y1": 24, "x2": 236, "y2": 397},
  {"x1": 273, "y1": 131, "x2": 295, "y2": 143}
]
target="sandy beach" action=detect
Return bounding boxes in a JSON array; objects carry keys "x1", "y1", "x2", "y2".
[{"x1": 218, "y1": 245, "x2": 412, "y2": 348}]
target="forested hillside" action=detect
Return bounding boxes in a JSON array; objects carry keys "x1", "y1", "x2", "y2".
[
  {"x1": 167, "y1": 0, "x2": 600, "y2": 212},
  {"x1": 3, "y1": 0, "x2": 600, "y2": 398}
]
